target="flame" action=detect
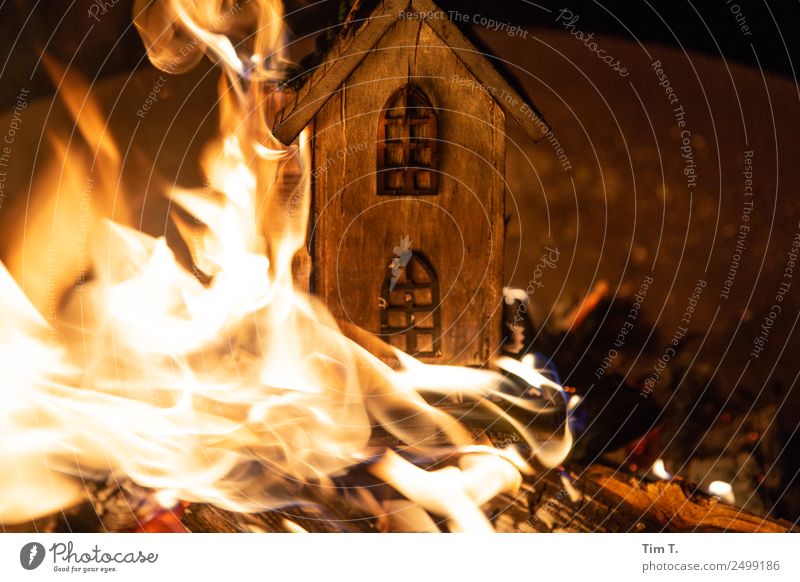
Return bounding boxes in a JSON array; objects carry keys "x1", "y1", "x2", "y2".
[
  {"x1": 649, "y1": 458, "x2": 673, "y2": 481},
  {"x1": 0, "y1": 0, "x2": 572, "y2": 531},
  {"x1": 707, "y1": 480, "x2": 735, "y2": 505},
  {"x1": 1, "y1": 56, "x2": 131, "y2": 316}
]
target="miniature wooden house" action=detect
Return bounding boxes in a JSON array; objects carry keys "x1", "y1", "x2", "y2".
[{"x1": 274, "y1": 0, "x2": 548, "y2": 366}]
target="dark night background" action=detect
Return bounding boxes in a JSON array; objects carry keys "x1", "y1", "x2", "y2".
[
  {"x1": 0, "y1": 0, "x2": 798, "y2": 524},
  {"x1": 2, "y1": 1, "x2": 799, "y2": 109}
]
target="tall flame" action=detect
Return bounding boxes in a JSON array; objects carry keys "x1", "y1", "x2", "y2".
[{"x1": 0, "y1": 0, "x2": 572, "y2": 531}]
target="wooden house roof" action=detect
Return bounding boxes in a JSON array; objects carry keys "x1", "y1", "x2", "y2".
[{"x1": 272, "y1": 0, "x2": 550, "y2": 145}]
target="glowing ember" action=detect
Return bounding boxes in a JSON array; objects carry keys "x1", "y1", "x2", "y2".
[{"x1": 0, "y1": 0, "x2": 571, "y2": 531}]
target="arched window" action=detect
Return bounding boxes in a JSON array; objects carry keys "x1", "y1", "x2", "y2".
[
  {"x1": 379, "y1": 252, "x2": 442, "y2": 357},
  {"x1": 377, "y1": 86, "x2": 439, "y2": 196}
]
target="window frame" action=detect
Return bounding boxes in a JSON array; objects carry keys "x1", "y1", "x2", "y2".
[{"x1": 376, "y1": 85, "x2": 439, "y2": 196}]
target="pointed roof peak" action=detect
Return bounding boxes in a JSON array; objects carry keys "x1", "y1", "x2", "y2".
[{"x1": 273, "y1": 0, "x2": 549, "y2": 145}]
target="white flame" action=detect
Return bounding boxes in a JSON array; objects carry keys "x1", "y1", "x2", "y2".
[
  {"x1": 707, "y1": 480, "x2": 735, "y2": 505},
  {"x1": 649, "y1": 459, "x2": 673, "y2": 481}
]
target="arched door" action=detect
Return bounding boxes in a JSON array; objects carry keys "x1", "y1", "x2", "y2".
[{"x1": 379, "y1": 252, "x2": 442, "y2": 357}]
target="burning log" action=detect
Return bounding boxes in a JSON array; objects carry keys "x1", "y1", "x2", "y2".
[
  {"x1": 491, "y1": 465, "x2": 796, "y2": 533},
  {"x1": 7, "y1": 463, "x2": 792, "y2": 533},
  {"x1": 181, "y1": 498, "x2": 378, "y2": 534},
  {"x1": 179, "y1": 464, "x2": 796, "y2": 533},
  {"x1": 1, "y1": 478, "x2": 183, "y2": 533}
]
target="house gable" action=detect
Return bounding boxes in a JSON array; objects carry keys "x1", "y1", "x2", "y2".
[
  {"x1": 309, "y1": 14, "x2": 506, "y2": 365},
  {"x1": 273, "y1": 0, "x2": 549, "y2": 145}
]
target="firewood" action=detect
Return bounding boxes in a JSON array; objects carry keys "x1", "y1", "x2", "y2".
[
  {"x1": 8, "y1": 463, "x2": 792, "y2": 533},
  {"x1": 491, "y1": 465, "x2": 796, "y2": 533},
  {"x1": 2, "y1": 478, "x2": 167, "y2": 533},
  {"x1": 181, "y1": 494, "x2": 379, "y2": 533}
]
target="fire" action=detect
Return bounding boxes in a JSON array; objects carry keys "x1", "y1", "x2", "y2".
[{"x1": 0, "y1": 0, "x2": 572, "y2": 531}]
